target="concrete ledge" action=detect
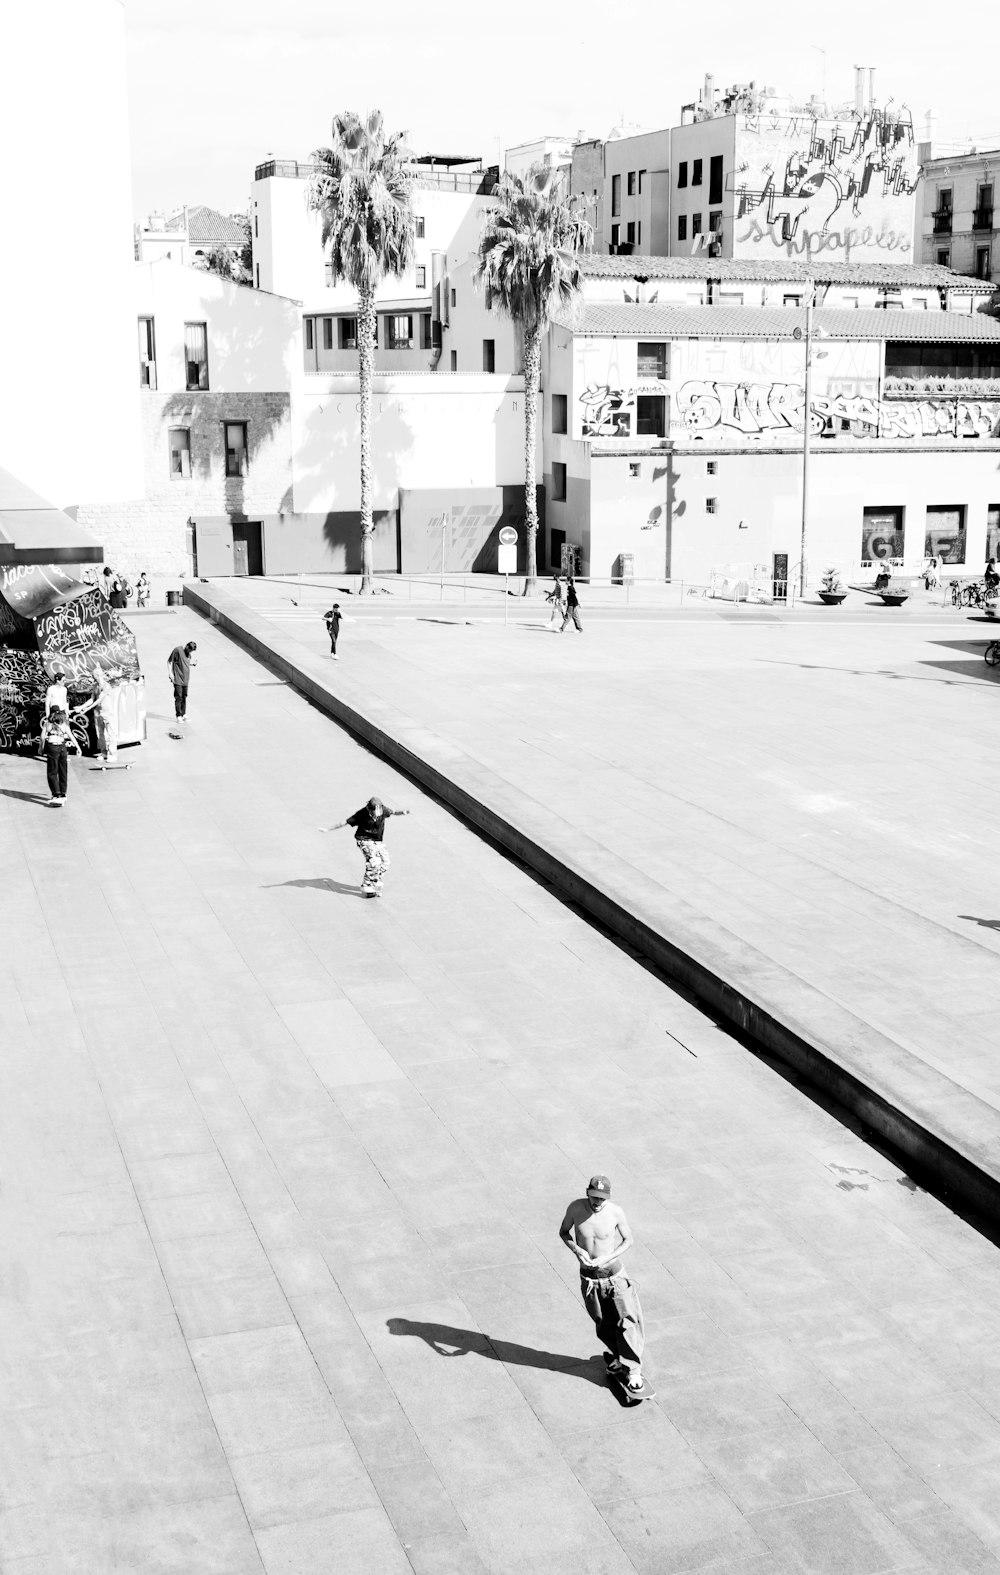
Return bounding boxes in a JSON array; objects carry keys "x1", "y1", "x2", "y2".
[{"x1": 186, "y1": 580, "x2": 1000, "y2": 1223}]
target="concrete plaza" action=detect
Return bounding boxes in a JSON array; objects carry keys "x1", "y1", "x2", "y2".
[{"x1": 4, "y1": 597, "x2": 1000, "y2": 1572}]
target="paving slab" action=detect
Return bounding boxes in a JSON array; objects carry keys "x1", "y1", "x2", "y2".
[{"x1": 5, "y1": 600, "x2": 1000, "y2": 1570}]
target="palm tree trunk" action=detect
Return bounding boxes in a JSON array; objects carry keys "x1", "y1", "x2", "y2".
[
  {"x1": 357, "y1": 287, "x2": 377, "y2": 593},
  {"x1": 521, "y1": 325, "x2": 541, "y2": 594}
]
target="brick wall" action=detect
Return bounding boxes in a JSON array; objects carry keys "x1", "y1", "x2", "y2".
[{"x1": 77, "y1": 391, "x2": 292, "y2": 577}]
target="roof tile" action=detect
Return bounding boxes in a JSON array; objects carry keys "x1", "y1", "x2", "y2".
[
  {"x1": 555, "y1": 304, "x2": 1000, "y2": 342},
  {"x1": 578, "y1": 254, "x2": 993, "y2": 291}
]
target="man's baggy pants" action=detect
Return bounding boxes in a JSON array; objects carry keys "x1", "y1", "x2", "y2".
[{"x1": 580, "y1": 1271, "x2": 644, "y2": 1375}]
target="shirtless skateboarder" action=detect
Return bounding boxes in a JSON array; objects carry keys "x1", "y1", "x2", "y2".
[{"x1": 560, "y1": 1174, "x2": 647, "y2": 1396}]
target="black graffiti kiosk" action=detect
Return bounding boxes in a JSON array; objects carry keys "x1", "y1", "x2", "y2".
[{"x1": 0, "y1": 570, "x2": 145, "y2": 756}]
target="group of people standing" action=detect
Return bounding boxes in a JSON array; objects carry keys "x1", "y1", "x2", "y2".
[
  {"x1": 38, "y1": 666, "x2": 120, "y2": 804},
  {"x1": 82, "y1": 566, "x2": 150, "y2": 609},
  {"x1": 546, "y1": 575, "x2": 583, "y2": 633}
]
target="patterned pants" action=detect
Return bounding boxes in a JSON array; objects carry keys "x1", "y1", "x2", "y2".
[
  {"x1": 580, "y1": 1272, "x2": 644, "y2": 1376},
  {"x1": 357, "y1": 838, "x2": 390, "y2": 893}
]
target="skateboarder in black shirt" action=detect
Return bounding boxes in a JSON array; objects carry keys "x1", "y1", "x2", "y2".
[{"x1": 321, "y1": 795, "x2": 410, "y2": 896}]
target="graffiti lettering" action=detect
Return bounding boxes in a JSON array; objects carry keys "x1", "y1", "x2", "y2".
[
  {"x1": 676, "y1": 380, "x2": 1000, "y2": 441},
  {"x1": 737, "y1": 216, "x2": 911, "y2": 261}
]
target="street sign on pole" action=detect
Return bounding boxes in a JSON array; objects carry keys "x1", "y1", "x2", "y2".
[{"x1": 497, "y1": 525, "x2": 517, "y2": 576}]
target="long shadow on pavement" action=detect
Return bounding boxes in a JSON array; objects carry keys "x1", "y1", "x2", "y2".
[
  {"x1": 386, "y1": 1317, "x2": 606, "y2": 1386},
  {"x1": 265, "y1": 877, "x2": 364, "y2": 897},
  {"x1": 959, "y1": 915, "x2": 1000, "y2": 932},
  {"x1": 0, "y1": 788, "x2": 50, "y2": 806}
]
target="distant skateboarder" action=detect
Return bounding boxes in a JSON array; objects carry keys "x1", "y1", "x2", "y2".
[
  {"x1": 323, "y1": 603, "x2": 342, "y2": 659},
  {"x1": 168, "y1": 641, "x2": 197, "y2": 722},
  {"x1": 321, "y1": 795, "x2": 410, "y2": 897},
  {"x1": 560, "y1": 1175, "x2": 647, "y2": 1395}
]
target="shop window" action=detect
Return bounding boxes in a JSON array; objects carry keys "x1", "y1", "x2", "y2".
[
  {"x1": 184, "y1": 321, "x2": 208, "y2": 390},
  {"x1": 925, "y1": 505, "x2": 966, "y2": 564},
  {"x1": 552, "y1": 462, "x2": 567, "y2": 501},
  {"x1": 224, "y1": 422, "x2": 248, "y2": 479},
  {"x1": 138, "y1": 316, "x2": 156, "y2": 389},
  {"x1": 677, "y1": 161, "x2": 688, "y2": 188},
  {"x1": 552, "y1": 394, "x2": 568, "y2": 434},
  {"x1": 323, "y1": 317, "x2": 333, "y2": 349},
  {"x1": 637, "y1": 342, "x2": 667, "y2": 379},
  {"x1": 168, "y1": 427, "x2": 190, "y2": 478},
  {"x1": 861, "y1": 506, "x2": 904, "y2": 564}
]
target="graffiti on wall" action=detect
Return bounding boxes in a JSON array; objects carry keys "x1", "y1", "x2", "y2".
[
  {"x1": 676, "y1": 379, "x2": 1000, "y2": 440},
  {"x1": 733, "y1": 108, "x2": 918, "y2": 262},
  {"x1": 579, "y1": 383, "x2": 668, "y2": 437}
]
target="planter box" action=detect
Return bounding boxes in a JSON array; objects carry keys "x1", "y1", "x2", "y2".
[{"x1": 818, "y1": 591, "x2": 848, "y2": 604}]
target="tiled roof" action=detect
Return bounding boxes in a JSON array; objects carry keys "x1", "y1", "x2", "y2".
[
  {"x1": 555, "y1": 304, "x2": 1000, "y2": 341},
  {"x1": 578, "y1": 254, "x2": 994, "y2": 291},
  {"x1": 168, "y1": 205, "x2": 248, "y2": 245}
]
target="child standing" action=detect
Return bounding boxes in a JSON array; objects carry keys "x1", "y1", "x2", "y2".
[
  {"x1": 323, "y1": 603, "x2": 343, "y2": 659},
  {"x1": 40, "y1": 707, "x2": 79, "y2": 805},
  {"x1": 320, "y1": 795, "x2": 410, "y2": 897},
  {"x1": 136, "y1": 572, "x2": 150, "y2": 608}
]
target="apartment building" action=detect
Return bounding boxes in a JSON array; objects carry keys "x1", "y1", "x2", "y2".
[
  {"x1": 918, "y1": 147, "x2": 1000, "y2": 285},
  {"x1": 135, "y1": 206, "x2": 250, "y2": 271},
  {"x1": 542, "y1": 255, "x2": 998, "y2": 585}
]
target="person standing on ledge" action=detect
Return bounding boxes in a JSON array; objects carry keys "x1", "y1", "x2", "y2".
[
  {"x1": 561, "y1": 575, "x2": 583, "y2": 633},
  {"x1": 320, "y1": 795, "x2": 410, "y2": 897},
  {"x1": 560, "y1": 1174, "x2": 647, "y2": 1395},
  {"x1": 168, "y1": 640, "x2": 197, "y2": 724}
]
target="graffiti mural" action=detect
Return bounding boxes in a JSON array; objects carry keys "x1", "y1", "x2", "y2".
[
  {"x1": 579, "y1": 383, "x2": 668, "y2": 437},
  {"x1": 676, "y1": 379, "x2": 1000, "y2": 441},
  {"x1": 732, "y1": 108, "x2": 918, "y2": 263}
]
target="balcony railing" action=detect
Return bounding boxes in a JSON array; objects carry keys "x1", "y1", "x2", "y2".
[
  {"x1": 932, "y1": 211, "x2": 953, "y2": 234},
  {"x1": 255, "y1": 159, "x2": 498, "y2": 195},
  {"x1": 973, "y1": 207, "x2": 994, "y2": 230}
]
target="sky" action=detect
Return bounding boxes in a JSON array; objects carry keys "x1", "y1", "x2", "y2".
[{"x1": 126, "y1": 0, "x2": 999, "y2": 219}]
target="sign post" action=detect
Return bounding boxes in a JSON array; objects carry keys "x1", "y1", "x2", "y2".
[{"x1": 498, "y1": 526, "x2": 518, "y2": 626}]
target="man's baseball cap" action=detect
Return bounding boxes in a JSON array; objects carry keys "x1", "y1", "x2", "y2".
[{"x1": 587, "y1": 1175, "x2": 611, "y2": 1198}]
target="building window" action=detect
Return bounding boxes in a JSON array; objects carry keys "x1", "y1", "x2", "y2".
[
  {"x1": 706, "y1": 460, "x2": 718, "y2": 475},
  {"x1": 937, "y1": 249, "x2": 951, "y2": 267},
  {"x1": 911, "y1": 297, "x2": 928, "y2": 310},
  {"x1": 783, "y1": 294, "x2": 802, "y2": 307},
  {"x1": 635, "y1": 395, "x2": 666, "y2": 438},
  {"x1": 552, "y1": 393, "x2": 568, "y2": 433},
  {"x1": 323, "y1": 317, "x2": 333, "y2": 349},
  {"x1": 254, "y1": 213, "x2": 258, "y2": 237},
  {"x1": 842, "y1": 295, "x2": 860, "y2": 309},
  {"x1": 710, "y1": 211, "x2": 723, "y2": 236},
  {"x1": 421, "y1": 313, "x2": 433, "y2": 349},
  {"x1": 416, "y1": 264, "x2": 426, "y2": 289},
  {"x1": 255, "y1": 263, "x2": 259, "y2": 288},
  {"x1": 611, "y1": 174, "x2": 621, "y2": 216},
  {"x1": 692, "y1": 213, "x2": 703, "y2": 235},
  {"x1": 938, "y1": 187, "x2": 953, "y2": 212},
  {"x1": 977, "y1": 246, "x2": 992, "y2": 279},
  {"x1": 627, "y1": 171, "x2": 636, "y2": 196},
  {"x1": 637, "y1": 222, "x2": 642, "y2": 245},
  {"x1": 987, "y1": 505, "x2": 1000, "y2": 561},
  {"x1": 387, "y1": 314, "x2": 414, "y2": 348},
  {"x1": 718, "y1": 291, "x2": 744, "y2": 305},
  {"x1": 862, "y1": 506, "x2": 904, "y2": 564},
  {"x1": 976, "y1": 183, "x2": 994, "y2": 228},
  {"x1": 450, "y1": 288, "x2": 456, "y2": 308},
  {"x1": 324, "y1": 261, "x2": 335, "y2": 286},
  {"x1": 626, "y1": 221, "x2": 636, "y2": 244},
  {"x1": 415, "y1": 216, "x2": 425, "y2": 238},
  {"x1": 482, "y1": 338, "x2": 495, "y2": 372},
  {"x1": 628, "y1": 462, "x2": 641, "y2": 478},
  {"x1": 611, "y1": 222, "x2": 620, "y2": 248},
  {"x1": 709, "y1": 154, "x2": 724, "y2": 205},
  {"x1": 677, "y1": 161, "x2": 688, "y2": 188},
  {"x1": 305, "y1": 317, "x2": 314, "y2": 350},
  {"x1": 638, "y1": 169, "x2": 646, "y2": 193},
  {"x1": 692, "y1": 158, "x2": 703, "y2": 186},
  {"x1": 706, "y1": 497, "x2": 718, "y2": 514},
  {"x1": 450, "y1": 350, "x2": 457, "y2": 371},
  {"x1": 340, "y1": 317, "x2": 358, "y2": 349},
  {"x1": 552, "y1": 461, "x2": 567, "y2": 501},
  {"x1": 168, "y1": 427, "x2": 190, "y2": 478},
  {"x1": 224, "y1": 421, "x2": 248, "y2": 478},
  {"x1": 926, "y1": 504, "x2": 966, "y2": 563},
  {"x1": 677, "y1": 215, "x2": 687, "y2": 241},
  {"x1": 138, "y1": 316, "x2": 156, "y2": 388},
  {"x1": 184, "y1": 321, "x2": 208, "y2": 390},
  {"x1": 637, "y1": 342, "x2": 667, "y2": 379}
]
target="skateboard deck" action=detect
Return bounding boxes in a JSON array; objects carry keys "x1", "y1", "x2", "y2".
[
  {"x1": 91, "y1": 762, "x2": 133, "y2": 771},
  {"x1": 603, "y1": 1353, "x2": 655, "y2": 1404},
  {"x1": 168, "y1": 730, "x2": 185, "y2": 740}
]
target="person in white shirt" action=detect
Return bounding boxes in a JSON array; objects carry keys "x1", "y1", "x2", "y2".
[
  {"x1": 44, "y1": 669, "x2": 69, "y2": 719},
  {"x1": 74, "y1": 667, "x2": 119, "y2": 761}
]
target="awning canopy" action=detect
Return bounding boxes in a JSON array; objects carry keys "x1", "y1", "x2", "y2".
[{"x1": 0, "y1": 466, "x2": 103, "y2": 564}]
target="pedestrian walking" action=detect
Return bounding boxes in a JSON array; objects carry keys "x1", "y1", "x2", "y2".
[
  {"x1": 559, "y1": 1174, "x2": 648, "y2": 1396},
  {"x1": 136, "y1": 572, "x2": 150, "y2": 608},
  {"x1": 320, "y1": 795, "x2": 410, "y2": 898},
  {"x1": 40, "y1": 707, "x2": 80, "y2": 805},
  {"x1": 74, "y1": 667, "x2": 120, "y2": 761},
  {"x1": 561, "y1": 575, "x2": 583, "y2": 632},
  {"x1": 323, "y1": 603, "x2": 343, "y2": 659},
  {"x1": 167, "y1": 641, "x2": 197, "y2": 722},
  {"x1": 545, "y1": 576, "x2": 564, "y2": 628}
]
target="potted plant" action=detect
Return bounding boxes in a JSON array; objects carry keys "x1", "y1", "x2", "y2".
[{"x1": 818, "y1": 567, "x2": 848, "y2": 605}]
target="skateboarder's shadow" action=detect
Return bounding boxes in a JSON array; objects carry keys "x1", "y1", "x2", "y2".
[
  {"x1": 386, "y1": 1317, "x2": 606, "y2": 1386},
  {"x1": 264, "y1": 877, "x2": 365, "y2": 897}
]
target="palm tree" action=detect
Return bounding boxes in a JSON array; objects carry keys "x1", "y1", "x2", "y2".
[
  {"x1": 308, "y1": 111, "x2": 415, "y2": 592},
  {"x1": 475, "y1": 169, "x2": 591, "y2": 592}
]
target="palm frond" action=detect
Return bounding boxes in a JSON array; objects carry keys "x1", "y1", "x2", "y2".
[{"x1": 308, "y1": 108, "x2": 416, "y2": 292}]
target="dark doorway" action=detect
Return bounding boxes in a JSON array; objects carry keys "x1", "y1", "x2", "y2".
[
  {"x1": 550, "y1": 528, "x2": 566, "y2": 570},
  {"x1": 635, "y1": 395, "x2": 666, "y2": 438},
  {"x1": 232, "y1": 521, "x2": 264, "y2": 577},
  {"x1": 772, "y1": 552, "x2": 789, "y2": 601}
]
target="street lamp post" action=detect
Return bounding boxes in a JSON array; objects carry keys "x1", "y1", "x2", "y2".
[{"x1": 799, "y1": 288, "x2": 815, "y2": 598}]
